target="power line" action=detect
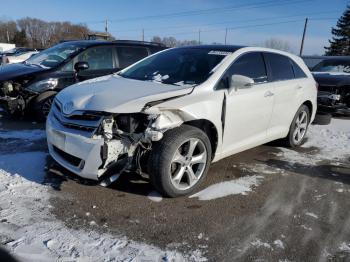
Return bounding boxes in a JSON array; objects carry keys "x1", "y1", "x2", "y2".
[
  {"x1": 109, "y1": 10, "x2": 340, "y2": 34},
  {"x1": 145, "y1": 17, "x2": 336, "y2": 38},
  {"x1": 105, "y1": 0, "x2": 311, "y2": 23}
]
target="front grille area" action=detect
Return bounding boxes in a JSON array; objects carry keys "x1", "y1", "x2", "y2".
[
  {"x1": 52, "y1": 100, "x2": 104, "y2": 136},
  {"x1": 53, "y1": 145, "x2": 82, "y2": 167}
]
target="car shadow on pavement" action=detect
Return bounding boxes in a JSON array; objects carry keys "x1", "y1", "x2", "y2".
[
  {"x1": 45, "y1": 156, "x2": 153, "y2": 196},
  {"x1": 262, "y1": 158, "x2": 350, "y2": 185}
]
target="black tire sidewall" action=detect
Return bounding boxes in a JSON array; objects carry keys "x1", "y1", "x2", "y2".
[
  {"x1": 149, "y1": 125, "x2": 212, "y2": 197},
  {"x1": 33, "y1": 91, "x2": 57, "y2": 121}
]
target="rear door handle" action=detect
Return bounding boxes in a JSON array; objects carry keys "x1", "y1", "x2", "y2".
[
  {"x1": 264, "y1": 91, "x2": 274, "y2": 97},
  {"x1": 296, "y1": 85, "x2": 303, "y2": 89}
]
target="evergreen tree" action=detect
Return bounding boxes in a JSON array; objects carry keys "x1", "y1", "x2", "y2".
[{"x1": 325, "y1": 6, "x2": 350, "y2": 55}]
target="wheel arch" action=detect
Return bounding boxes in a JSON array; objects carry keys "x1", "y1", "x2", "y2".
[
  {"x1": 183, "y1": 119, "x2": 218, "y2": 160},
  {"x1": 302, "y1": 100, "x2": 313, "y2": 117}
]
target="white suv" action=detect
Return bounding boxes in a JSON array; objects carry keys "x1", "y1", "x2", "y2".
[{"x1": 46, "y1": 45, "x2": 317, "y2": 197}]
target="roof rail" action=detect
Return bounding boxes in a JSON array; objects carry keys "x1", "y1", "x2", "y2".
[{"x1": 111, "y1": 39, "x2": 166, "y2": 47}]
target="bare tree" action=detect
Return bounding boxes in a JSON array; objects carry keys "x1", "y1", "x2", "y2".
[
  {"x1": 263, "y1": 38, "x2": 292, "y2": 52},
  {"x1": 16, "y1": 17, "x2": 91, "y2": 48},
  {"x1": 150, "y1": 36, "x2": 199, "y2": 47},
  {"x1": 0, "y1": 20, "x2": 17, "y2": 43}
]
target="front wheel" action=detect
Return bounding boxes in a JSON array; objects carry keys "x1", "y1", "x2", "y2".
[
  {"x1": 283, "y1": 104, "x2": 310, "y2": 147},
  {"x1": 33, "y1": 91, "x2": 57, "y2": 122},
  {"x1": 148, "y1": 125, "x2": 212, "y2": 197}
]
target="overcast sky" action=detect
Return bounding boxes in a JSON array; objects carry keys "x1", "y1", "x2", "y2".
[{"x1": 1, "y1": 0, "x2": 349, "y2": 55}]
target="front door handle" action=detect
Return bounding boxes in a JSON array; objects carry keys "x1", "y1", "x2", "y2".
[
  {"x1": 264, "y1": 91, "x2": 274, "y2": 97},
  {"x1": 296, "y1": 85, "x2": 303, "y2": 89}
]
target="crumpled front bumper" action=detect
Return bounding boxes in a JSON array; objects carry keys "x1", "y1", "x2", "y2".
[
  {"x1": 0, "y1": 95, "x2": 25, "y2": 114},
  {"x1": 46, "y1": 112, "x2": 105, "y2": 180},
  {"x1": 317, "y1": 91, "x2": 350, "y2": 115}
]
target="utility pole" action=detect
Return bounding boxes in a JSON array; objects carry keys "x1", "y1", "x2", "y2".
[
  {"x1": 105, "y1": 19, "x2": 108, "y2": 34},
  {"x1": 198, "y1": 29, "x2": 201, "y2": 45},
  {"x1": 299, "y1": 18, "x2": 308, "y2": 56},
  {"x1": 6, "y1": 30, "x2": 9, "y2": 43},
  {"x1": 142, "y1": 29, "x2": 144, "y2": 41},
  {"x1": 224, "y1": 28, "x2": 228, "y2": 45}
]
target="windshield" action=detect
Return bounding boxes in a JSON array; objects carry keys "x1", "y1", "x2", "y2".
[
  {"x1": 312, "y1": 59, "x2": 350, "y2": 73},
  {"x1": 26, "y1": 42, "x2": 84, "y2": 68},
  {"x1": 119, "y1": 48, "x2": 228, "y2": 86}
]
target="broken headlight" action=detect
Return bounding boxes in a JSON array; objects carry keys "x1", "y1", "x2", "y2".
[
  {"x1": 115, "y1": 113, "x2": 149, "y2": 133},
  {"x1": 0, "y1": 81, "x2": 14, "y2": 96},
  {"x1": 25, "y1": 78, "x2": 58, "y2": 92}
]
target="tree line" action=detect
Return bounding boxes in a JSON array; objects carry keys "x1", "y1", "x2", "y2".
[{"x1": 0, "y1": 17, "x2": 98, "y2": 49}]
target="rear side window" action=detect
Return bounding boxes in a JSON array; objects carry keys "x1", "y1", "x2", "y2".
[
  {"x1": 116, "y1": 46, "x2": 149, "y2": 68},
  {"x1": 266, "y1": 53, "x2": 294, "y2": 81},
  {"x1": 229, "y1": 52, "x2": 268, "y2": 83},
  {"x1": 291, "y1": 60, "x2": 307, "y2": 78}
]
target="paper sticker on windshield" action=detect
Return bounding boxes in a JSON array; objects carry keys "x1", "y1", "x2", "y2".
[{"x1": 208, "y1": 50, "x2": 232, "y2": 56}]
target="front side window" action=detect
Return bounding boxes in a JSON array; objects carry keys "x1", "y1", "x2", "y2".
[
  {"x1": 76, "y1": 46, "x2": 114, "y2": 71},
  {"x1": 229, "y1": 52, "x2": 268, "y2": 83},
  {"x1": 312, "y1": 59, "x2": 350, "y2": 73},
  {"x1": 266, "y1": 53, "x2": 294, "y2": 81},
  {"x1": 119, "y1": 48, "x2": 228, "y2": 86},
  {"x1": 116, "y1": 46, "x2": 149, "y2": 68}
]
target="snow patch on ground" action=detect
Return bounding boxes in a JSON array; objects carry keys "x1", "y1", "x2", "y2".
[
  {"x1": 339, "y1": 242, "x2": 350, "y2": 252},
  {"x1": 0, "y1": 129, "x2": 46, "y2": 140},
  {"x1": 305, "y1": 212, "x2": 319, "y2": 219},
  {"x1": 147, "y1": 191, "x2": 163, "y2": 202},
  {"x1": 273, "y1": 240, "x2": 285, "y2": 249},
  {"x1": 0, "y1": 152, "x2": 203, "y2": 261},
  {"x1": 301, "y1": 225, "x2": 312, "y2": 231},
  {"x1": 250, "y1": 239, "x2": 272, "y2": 249},
  {"x1": 278, "y1": 119, "x2": 349, "y2": 164},
  {"x1": 190, "y1": 175, "x2": 263, "y2": 201},
  {"x1": 240, "y1": 163, "x2": 286, "y2": 176}
]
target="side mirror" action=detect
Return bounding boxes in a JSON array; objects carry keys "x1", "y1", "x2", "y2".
[
  {"x1": 74, "y1": 61, "x2": 89, "y2": 73},
  {"x1": 229, "y1": 74, "x2": 254, "y2": 94}
]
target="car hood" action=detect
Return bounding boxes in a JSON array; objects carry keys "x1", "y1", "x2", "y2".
[
  {"x1": 312, "y1": 71, "x2": 350, "y2": 87},
  {"x1": 56, "y1": 75, "x2": 194, "y2": 114},
  {"x1": 0, "y1": 63, "x2": 47, "y2": 81}
]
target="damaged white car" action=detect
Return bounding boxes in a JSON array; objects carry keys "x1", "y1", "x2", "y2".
[{"x1": 46, "y1": 45, "x2": 317, "y2": 197}]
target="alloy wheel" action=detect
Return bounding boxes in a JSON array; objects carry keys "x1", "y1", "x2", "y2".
[
  {"x1": 292, "y1": 110, "x2": 308, "y2": 144},
  {"x1": 169, "y1": 138, "x2": 207, "y2": 190}
]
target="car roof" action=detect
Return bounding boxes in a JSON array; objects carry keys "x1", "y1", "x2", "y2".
[
  {"x1": 175, "y1": 44, "x2": 246, "y2": 52},
  {"x1": 302, "y1": 55, "x2": 350, "y2": 60},
  {"x1": 58, "y1": 39, "x2": 166, "y2": 48}
]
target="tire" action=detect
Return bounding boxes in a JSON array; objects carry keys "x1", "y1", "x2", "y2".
[
  {"x1": 312, "y1": 111, "x2": 331, "y2": 125},
  {"x1": 33, "y1": 91, "x2": 57, "y2": 122},
  {"x1": 148, "y1": 125, "x2": 212, "y2": 197},
  {"x1": 282, "y1": 104, "x2": 310, "y2": 147}
]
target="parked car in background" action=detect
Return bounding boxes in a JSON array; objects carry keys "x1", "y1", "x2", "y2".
[
  {"x1": 2, "y1": 50, "x2": 40, "y2": 65},
  {"x1": 47, "y1": 45, "x2": 321, "y2": 197},
  {"x1": 310, "y1": 56, "x2": 350, "y2": 115},
  {"x1": 0, "y1": 43, "x2": 16, "y2": 53},
  {"x1": 0, "y1": 47, "x2": 39, "y2": 66},
  {"x1": 302, "y1": 55, "x2": 326, "y2": 70},
  {"x1": 0, "y1": 40, "x2": 166, "y2": 120}
]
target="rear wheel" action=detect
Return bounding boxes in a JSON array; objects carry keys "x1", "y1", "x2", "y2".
[
  {"x1": 283, "y1": 105, "x2": 310, "y2": 147},
  {"x1": 33, "y1": 91, "x2": 57, "y2": 122},
  {"x1": 148, "y1": 125, "x2": 212, "y2": 197}
]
